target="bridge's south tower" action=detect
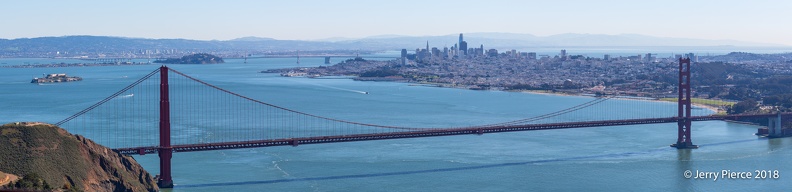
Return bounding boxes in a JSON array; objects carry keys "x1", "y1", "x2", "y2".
[{"x1": 672, "y1": 58, "x2": 698, "y2": 149}]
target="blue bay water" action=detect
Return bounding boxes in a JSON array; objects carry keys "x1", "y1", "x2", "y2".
[{"x1": 0, "y1": 55, "x2": 790, "y2": 191}]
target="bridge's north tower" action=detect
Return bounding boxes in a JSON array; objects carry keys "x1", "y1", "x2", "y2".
[
  {"x1": 672, "y1": 58, "x2": 698, "y2": 149},
  {"x1": 158, "y1": 66, "x2": 174, "y2": 188}
]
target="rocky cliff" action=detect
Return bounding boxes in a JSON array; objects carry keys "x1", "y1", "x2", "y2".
[{"x1": 0, "y1": 122, "x2": 157, "y2": 192}]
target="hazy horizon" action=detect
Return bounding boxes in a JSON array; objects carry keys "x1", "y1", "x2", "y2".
[{"x1": 1, "y1": 0, "x2": 791, "y2": 46}]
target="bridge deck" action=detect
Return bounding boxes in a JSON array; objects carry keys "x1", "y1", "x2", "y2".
[{"x1": 116, "y1": 115, "x2": 767, "y2": 155}]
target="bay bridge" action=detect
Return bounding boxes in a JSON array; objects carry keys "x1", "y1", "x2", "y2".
[{"x1": 54, "y1": 58, "x2": 790, "y2": 188}]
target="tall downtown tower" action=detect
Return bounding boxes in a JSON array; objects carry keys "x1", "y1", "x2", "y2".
[
  {"x1": 459, "y1": 33, "x2": 463, "y2": 47},
  {"x1": 458, "y1": 33, "x2": 467, "y2": 56}
]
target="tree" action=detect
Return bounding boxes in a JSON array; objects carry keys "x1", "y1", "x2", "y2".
[
  {"x1": 728, "y1": 99, "x2": 758, "y2": 114},
  {"x1": 5, "y1": 173, "x2": 52, "y2": 191}
]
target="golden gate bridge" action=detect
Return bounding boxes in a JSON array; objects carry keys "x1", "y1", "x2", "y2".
[{"x1": 53, "y1": 58, "x2": 791, "y2": 188}]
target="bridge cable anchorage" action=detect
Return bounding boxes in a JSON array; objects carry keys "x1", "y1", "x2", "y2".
[{"x1": 55, "y1": 68, "x2": 160, "y2": 126}]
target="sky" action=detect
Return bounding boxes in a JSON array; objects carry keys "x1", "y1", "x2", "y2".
[{"x1": 1, "y1": 0, "x2": 790, "y2": 45}]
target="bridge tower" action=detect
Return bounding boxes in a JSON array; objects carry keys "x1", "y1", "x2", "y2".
[
  {"x1": 672, "y1": 58, "x2": 698, "y2": 149},
  {"x1": 768, "y1": 112, "x2": 783, "y2": 137},
  {"x1": 158, "y1": 66, "x2": 174, "y2": 188}
]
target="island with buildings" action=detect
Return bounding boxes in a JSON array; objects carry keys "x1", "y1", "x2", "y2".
[
  {"x1": 31, "y1": 73, "x2": 82, "y2": 83},
  {"x1": 154, "y1": 53, "x2": 224, "y2": 64}
]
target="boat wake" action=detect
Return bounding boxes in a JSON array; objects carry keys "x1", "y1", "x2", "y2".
[
  {"x1": 114, "y1": 93, "x2": 134, "y2": 99},
  {"x1": 286, "y1": 79, "x2": 368, "y2": 94}
]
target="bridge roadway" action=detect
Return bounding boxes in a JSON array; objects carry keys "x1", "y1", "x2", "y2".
[{"x1": 115, "y1": 113, "x2": 791, "y2": 155}]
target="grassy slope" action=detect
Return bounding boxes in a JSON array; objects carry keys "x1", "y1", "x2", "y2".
[
  {"x1": 0, "y1": 123, "x2": 157, "y2": 191},
  {"x1": 0, "y1": 123, "x2": 89, "y2": 188},
  {"x1": 659, "y1": 98, "x2": 735, "y2": 107}
]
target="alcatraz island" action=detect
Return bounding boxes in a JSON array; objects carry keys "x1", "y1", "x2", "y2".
[{"x1": 31, "y1": 73, "x2": 82, "y2": 83}]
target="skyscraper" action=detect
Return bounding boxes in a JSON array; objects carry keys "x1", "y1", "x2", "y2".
[
  {"x1": 460, "y1": 41, "x2": 468, "y2": 56},
  {"x1": 426, "y1": 41, "x2": 429, "y2": 55},
  {"x1": 401, "y1": 49, "x2": 407, "y2": 65},
  {"x1": 459, "y1": 33, "x2": 463, "y2": 48},
  {"x1": 453, "y1": 44, "x2": 458, "y2": 56},
  {"x1": 458, "y1": 33, "x2": 463, "y2": 55},
  {"x1": 528, "y1": 52, "x2": 537, "y2": 60}
]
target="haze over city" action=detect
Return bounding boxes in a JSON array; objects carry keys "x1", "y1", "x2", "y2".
[{"x1": 1, "y1": 0, "x2": 790, "y2": 46}]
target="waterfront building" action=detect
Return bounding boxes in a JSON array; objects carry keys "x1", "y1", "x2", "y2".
[
  {"x1": 453, "y1": 44, "x2": 458, "y2": 56},
  {"x1": 685, "y1": 53, "x2": 696, "y2": 62},
  {"x1": 487, "y1": 49, "x2": 498, "y2": 57},
  {"x1": 472, "y1": 48, "x2": 483, "y2": 57},
  {"x1": 432, "y1": 47, "x2": 441, "y2": 59},
  {"x1": 401, "y1": 49, "x2": 408, "y2": 65},
  {"x1": 560, "y1": 49, "x2": 568, "y2": 60},
  {"x1": 528, "y1": 52, "x2": 537, "y2": 60},
  {"x1": 415, "y1": 48, "x2": 422, "y2": 61}
]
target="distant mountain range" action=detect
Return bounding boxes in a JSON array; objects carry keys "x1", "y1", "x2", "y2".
[
  {"x1": 0, "y1": 33, "x2": 787, "y2": 56},
  {"x1": 330, "y1": 32, "x2": 786, "y2": 48}
]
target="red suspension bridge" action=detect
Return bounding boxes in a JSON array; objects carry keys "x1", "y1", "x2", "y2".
[{"x1": 54, "y1": 58, "x2": 790, "y2": 188}]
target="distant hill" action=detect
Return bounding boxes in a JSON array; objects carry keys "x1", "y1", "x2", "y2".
[
  {"x1": 0, "y1": 34, "x2": 787, "y2": 57},
  {"x1": 230, "y1": 36, "x2": 277, "y2": 41},
  {"x1": 0, "y1": 122, "x2": 157, "y2": 192},
  {"x1": 0, "y1": 36, "x2": 351, "y2": 57},
  {"x1": 154, "y1": 53, "x2": 225, "y2": 64},
  {"x1": 342, "y1": 32, "x2": 784, "y2": 49},
  {"x1": 701, "y1": 52, "x2": 792, "y2": 63}
]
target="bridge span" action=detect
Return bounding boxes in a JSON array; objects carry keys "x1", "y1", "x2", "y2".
[
  {"x1": 54, "y1": 58, "x2": 789, "y2": 188},
  {"x1": 113, "y1": 114, "x2": 788, "y2": 155}
]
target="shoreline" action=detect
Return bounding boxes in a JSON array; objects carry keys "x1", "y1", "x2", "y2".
[
  {"x1": 302, "y1": 75, "x2": 728, "y2": 114},
  {"x1": 395, "y1": 80, "x2": 725, "y2": 114},
  {"x1": 515, "y1": 89, "x2": 722, "y2": 114},
  {"x1": 0, "y1": 62, "x2": 151, "y2": 68}
]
